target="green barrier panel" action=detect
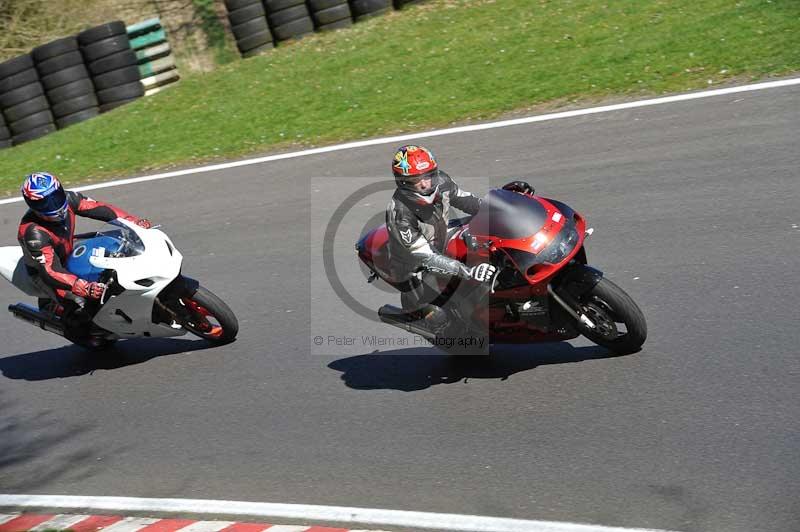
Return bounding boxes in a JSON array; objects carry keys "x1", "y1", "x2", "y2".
[
  {"x1": 129, "y1": 29, "x2": 166, "y2": 50},
  {"x1": 139, "y1": 55, "x2": 176, "y2": 78},
  {"x1": 126, "y1": 18, "x2": 161, "y2": 38},
  {"x1": 136, "y1": 42, "x2": 171, "y2": 63}
]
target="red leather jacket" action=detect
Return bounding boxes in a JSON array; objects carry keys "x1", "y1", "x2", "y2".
[{"x1": 18, "y1": 190, "x2": 140, "y2": 300}]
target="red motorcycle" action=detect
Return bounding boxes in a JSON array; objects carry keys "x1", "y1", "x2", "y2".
[{"x1": 356, "y1": 187, "x2": 647, "y2": 354}]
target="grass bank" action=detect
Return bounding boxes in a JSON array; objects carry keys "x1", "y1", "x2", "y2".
[{"x1": 0, "y1": 0, "x2": 797, "y2": 195}]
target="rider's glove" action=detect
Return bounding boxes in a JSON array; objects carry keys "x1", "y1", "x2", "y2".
[
  {"x1": 124, "y1": 216, "x2": 152, "y2": 229},
  {"x1": 502, "y1": 180, "x2": 535, "y2": 195},
  {"x1": 469, "y1": 263, "x2": 497, "y2": 283},
  {"x1": 72, "y1": 279, "x2": 107, "y2": 300}
]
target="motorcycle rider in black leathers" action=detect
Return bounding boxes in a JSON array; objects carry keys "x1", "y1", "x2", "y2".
[{"x1": 385, "y1": 145, "x2": 533, "y2": 335}]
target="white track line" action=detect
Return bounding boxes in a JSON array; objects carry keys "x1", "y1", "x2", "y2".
[
  {"x1": 0, "y1": 77, "x2": 797, "y2": 207},
  {"x1": 0, "y1": 495, "x2": 680, "y2": 532}
]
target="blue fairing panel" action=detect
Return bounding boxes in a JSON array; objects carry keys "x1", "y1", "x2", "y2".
[{"x1": 66, "y1": 235, "x2": 122, "y2": 282}]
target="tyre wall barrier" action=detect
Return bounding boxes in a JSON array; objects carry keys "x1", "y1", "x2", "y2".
[
  {"x1": 79, "y1": 21, "x2": 144, "y2": 114},
  {"x1": 126, "y1": 18, "x2": 180, "y2": 97},
  {"x1": 224, "y1": 0, "x2": 275, "y2": 58},
  {"x1": 0, "y1": 16, "x2": 178, "y2": 148},
  {"x1": 35, "y1": 36, "x2": 98, "y2": 132},
  {"x1": 0, "y1": 53, "x2": 56, "y2": 146},
  {"x1": 224, "y1": 0, "x2": 428, "y2": 57}
]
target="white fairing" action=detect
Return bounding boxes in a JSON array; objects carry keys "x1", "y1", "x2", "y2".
[
  {"x1": 89, "y1": 219, "x2": 186, "y2": 339},
  {"x1": 0, "y1": 246, "x2": 46, "y2": 297}
]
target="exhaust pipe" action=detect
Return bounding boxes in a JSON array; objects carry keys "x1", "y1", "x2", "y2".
[
  {"x1": 9, "y1": 303, "x2": 66, "y2": 337},
  {"x1": 378, "y1": 304, "x2": 438, "y2": 341}
]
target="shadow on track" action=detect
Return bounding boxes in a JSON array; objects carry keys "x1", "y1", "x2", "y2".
[
  {"x1": 0, "y1": 338, "x2": 213, "y2": 381},
  {"x1": 329, "y1": 342, "x2": 618, "y2": 391},
  {"x1": 0, "y1": 390, "x2": 107, "y2": 490}
]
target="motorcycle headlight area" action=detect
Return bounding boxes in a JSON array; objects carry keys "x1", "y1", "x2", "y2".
[
  {"x1": 502, "y1": 218, "x2": 581, "y2": 276},
  {"x1": 538, "y1": 218, "x2": 580, "y2": 264}
]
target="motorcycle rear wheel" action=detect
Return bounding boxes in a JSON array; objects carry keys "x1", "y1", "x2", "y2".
[
  {"x1": 576, "y1": 278, "x2": 647, "y2": 354},
  {"x1": 178, "y1": 285, "x2": 239, "y2": 344}
]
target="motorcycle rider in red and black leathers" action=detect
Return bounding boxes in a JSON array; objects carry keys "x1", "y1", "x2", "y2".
[{"x1": 18, "y1": 172, "x2": 151, "y2": 322}]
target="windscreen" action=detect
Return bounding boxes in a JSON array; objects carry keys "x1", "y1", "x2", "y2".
[
  {"x1": 94, "y1": 220, "x2": 145, "y2": 257},
  {"x1": 468, "y1": 189, "x2": 548, "y2": 239}
]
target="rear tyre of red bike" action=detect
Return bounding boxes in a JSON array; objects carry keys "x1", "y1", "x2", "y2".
[{"x1": 178, "y1": 285, "x2": 239, "y2": 344}]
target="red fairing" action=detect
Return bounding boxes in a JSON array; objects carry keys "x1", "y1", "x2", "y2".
[{"x1": 357, "y1": 225, "x2": 395, "y2": 282}]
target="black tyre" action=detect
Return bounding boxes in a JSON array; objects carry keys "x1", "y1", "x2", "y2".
[
  {"x1": 92, "y1": 66, "x2": 140, "y2": 91},
  {"x1": 0, "y1": 139, "x2": 12, "y2": 149},
  {"x1": 0, "y1": 68, "x2": 39, "y2": 93},
  {"x1": 317, "y1": 18, "x2": 353, "y2": 31},
  {"x1": 12, "y1": 123, "x2": 56, "y2": 145},
  {"x1": 32, "y1": 37, "x2": 79, "y2": 63},
  {"x1": 394, "y1": 0, "x2": 424, "y2": 7},
  {"x1": 35, "y1": 51, "x2": 85, "y2": 77},
  {"x1": 309, "y1": 0, "x2": 348, "y2": 10},
  {"x1": 227, "y1": 2, "x2": 266, "y2": 26},
  {"x1": 78, "y1": 21, "x2": 127, "y2": 46},
  {"x1": 55, "y1": 108, "x2": 99, "y2": 129},
  {"x1": 236, "y1": 30, "x2": 274, "y2": 53},
  {"x1": 263, "y1": 0, "x2": 305, "y2": 13},
  {"x1": 47, "y1": 78, "x2": 95, "y2": 103},
  {"x1": 81, "y1": 35, "x2": 131, "y2": 63},
  {"x1": 312, "y1": 4, "x2": 352, "y2": 25},
  {"x1": 10, "y1": 110, "x2": 54, "y2": 135},
  {"x1": 350, "y1": 0, "x2": 392, "y2": 18},
  {"x1": 41, "y1": 64, "x2": 90, "y2": 90},
  {"x1": 271, "y1": 17, "x2": 315, "y2": 41},
  {"x1": 232, "y1": 17, "x2": 270, "y2": 40},
  {"x1": 0, "y1": 126, "x2": 10, "y2": 140},
  {"x1": 88, "y1": 49, "x2": 138, "y2": 76},
  {"x1": 178, "y1": 285, "x2": 239, "y2": 344},
  {"x1": 0, "y1": 82, "x2": 44, "y2": 109},
  {"x1": 241, "y1": 42, "x2": 275, "y2": 57},
  {"x1": 97, "y1": 81, "x2": 144, "y2": 104},
  {"x1": 575, "y1": 278, "x2": 647, "y2": 354},
  {"x1": 3, "y1": 95, "x2": 49, "y2": 123},
  {"x1": 0, "y1": 54, "x2": 34, "y2": 79},
  {"x1": 52, "y1": 93, "x2": 98, "y2": 118},
  {"x1": 99, "y1": 97, "x2": 139, "y2": 113},
  {"x1": 268, "y1": 4, "x2": 310, "y2": 27},
  {"x1": 224, "y1": 0, "x2": 261, "y2": 10}
]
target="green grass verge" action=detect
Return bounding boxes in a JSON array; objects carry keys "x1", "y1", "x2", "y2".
[{"x1": 0, "y1": 0, "x2": 797, "y2": 195}]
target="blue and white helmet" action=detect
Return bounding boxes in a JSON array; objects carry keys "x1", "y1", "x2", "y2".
[{"x1": 21, "y1": 172, "x2": 68, "y2": 221}]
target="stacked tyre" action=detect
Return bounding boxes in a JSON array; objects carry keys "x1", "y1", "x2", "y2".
[
  {"x1": 348, "y1": 0, "x2": 392, "y2": 21},
  {"x1": 32, "y1": 37, "x2": 99, "y2": 130},
  {"x1": 264, "y1": 0, "x2": 315, "y2": 43},
  {"x1": 225, "y1": 0, "x2": 274, "y2": 58},
  {"x1": 0, "y1": 107, "x2": 11, "y2": 149},
  {"x1": 0, "y1": 54, "x2": 56, "y2": 145},
  {"x1": 78, "y1": 21, "x2": 143, "y2": 113},
  {"x1": 393, "y1": 0, "x2": 424, "y2": 7},
  {"x1": 308, "y1": 0, "x2": 353, "y2": 31}
]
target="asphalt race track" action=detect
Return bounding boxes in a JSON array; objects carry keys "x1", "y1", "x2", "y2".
[{"x1": 0, "y1": 84, "x2": 798, "y2": 532}]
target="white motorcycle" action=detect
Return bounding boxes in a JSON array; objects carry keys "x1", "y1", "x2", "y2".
[{"x1": 0, "y1": 218, "x2": 238, "y2": 349}]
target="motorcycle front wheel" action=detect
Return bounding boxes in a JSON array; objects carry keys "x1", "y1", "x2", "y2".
[
  {"x1": 576, "y1": 278, "x2": 647, "y2": 354},
  {"x1": 177, "y1": 285, "x2": 239, "y2": 344}
]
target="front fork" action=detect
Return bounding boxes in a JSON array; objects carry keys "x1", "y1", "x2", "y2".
[{"x1": 548, "y1": 262, "x2": 604, "y2": 330}]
